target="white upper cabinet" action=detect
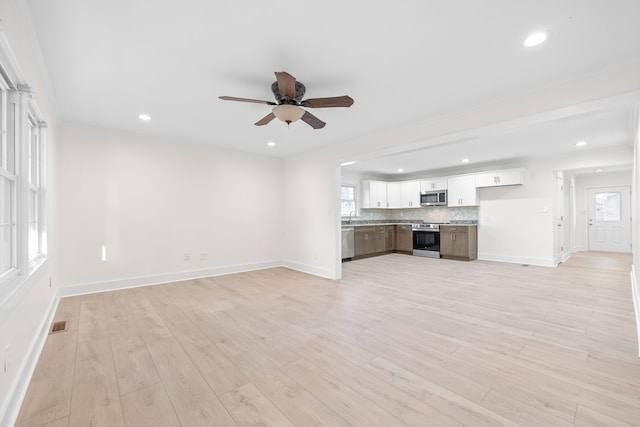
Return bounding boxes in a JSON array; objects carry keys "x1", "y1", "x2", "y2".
[
  {"x1": 447, "y1": 175, "x2": 479, "y2": 207},
  {"x1": 476, "y1": 168, "x2": 524, "y2": 188},
  {"x1": 363, "y1": 180, "x2": 420, "y2": 209},
  {"x1": 420, "y1": 178, "x2": 448, "y2": 192},
  {"x1": 361, "y1": 180, "x2": 388, "y2": 208},
  {"x1": 401, "y1": 181, "x2": 420, "y2": 208},
  {"x1": 361, "y1": 168, "x2": 524, "y2": 209},
  {"x1": 386, "y1": 182, "x2": 402, "y2": 208},
  {"x1": 387, "y1": 181, "x2": 420, "y2": 208}
]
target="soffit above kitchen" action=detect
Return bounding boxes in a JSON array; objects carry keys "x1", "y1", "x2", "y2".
[
  {"x1": 21, "y1": 1, "x2": 640, "y2": 158},
  {"x1": 343, "y1": 106, "x2": 636, "y2": 177}
]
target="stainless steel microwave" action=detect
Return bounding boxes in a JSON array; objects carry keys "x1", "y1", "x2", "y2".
[{"x1": 420, "y1": 190, "x2": 447, "y2": 206}]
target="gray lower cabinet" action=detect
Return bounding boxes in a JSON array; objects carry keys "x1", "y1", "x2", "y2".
[
  {"x1": 395, "y1": 225, "x2": 413, "y2": 253},
  {"x1": 353, "y1": 224, "x2": 407, "y2": 258},
  {"x1": 440, "y1": 225, "x2": 477, "y2": 261},
  {"x1": 354, "y1": 226, "x2": 376, "y2": 256}
]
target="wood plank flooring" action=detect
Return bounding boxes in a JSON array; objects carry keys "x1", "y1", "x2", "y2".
[{"x1": 15, "y1": 251, "x2": 640, "y2": 426}]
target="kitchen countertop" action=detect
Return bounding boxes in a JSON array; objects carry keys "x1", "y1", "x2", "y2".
[
  {"x1": 342, "y1": 220, "x2": 478, "y2": 228},
  {"x1": 341, "y1": 220, "x2": 418, "y2": 228}
]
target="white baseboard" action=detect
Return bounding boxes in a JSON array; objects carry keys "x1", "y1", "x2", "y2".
[
  {"x1": 57, "y1": 260, "x2": 284, "y2": 297},
  {"x1": 631, "y1": 265, "x2": 640, "y2": 358},
  {"x1": 477, "y1": 253, "x2": 557, "y2": 267},
  {"x1": 553, "y1": 251, "x2": 572, "y2": 266},
  {"x1": 1, "y1": 294, "x2": 59, "y2": 427},
  {"x1": 281, "y1": 261, "x2": 336, "y2": 280}
]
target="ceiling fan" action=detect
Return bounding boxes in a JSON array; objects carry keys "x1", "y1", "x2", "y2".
[{"x1": 219, "y1": 71, "x2": 354, "y2": 129}]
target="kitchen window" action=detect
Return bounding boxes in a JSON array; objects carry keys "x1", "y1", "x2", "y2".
[{"x1": 341, "y1": 184, "x2": 356, "y2": 216}]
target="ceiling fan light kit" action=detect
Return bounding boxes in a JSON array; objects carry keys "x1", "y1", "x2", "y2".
[
  {"x1": 219, "y1": 71, "x2": 354, "y2": 129},
  {"x1": 272, "y1": 104, "x2": 305, "y2": 124}
]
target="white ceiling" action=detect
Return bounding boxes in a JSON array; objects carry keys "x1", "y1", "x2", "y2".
[
  {"x1": 345, "y1": 107, "x2": 635, "y2": 177},
  {"x1": 22, "y1": 0, "x2": 640, "y2": 171}
]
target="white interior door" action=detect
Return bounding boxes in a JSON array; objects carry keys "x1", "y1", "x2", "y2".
[{"x1": 587, "y1": 186, "x2": 631, "y2": 253}]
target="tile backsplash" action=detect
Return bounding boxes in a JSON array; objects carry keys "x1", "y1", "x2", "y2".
[{"x1": 360, "y1": 206, "x2": 478, "y2": 223}]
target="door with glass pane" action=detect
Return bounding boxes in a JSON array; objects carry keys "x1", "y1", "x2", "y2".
[{"x1": 587, "y1": 186, "x2": 631, "y2": 253}]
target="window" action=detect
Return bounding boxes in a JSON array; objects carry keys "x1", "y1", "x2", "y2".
[
  {"x1": 0, "y1": 28, "x2": 48, "y2": 313},
  {"x1": 0, "y1": 82, "x2": 15, "y2": 281},
  {"x1": 595, "y1": 192, "x2": 621, "y2": 222},
  {"x1": 341, "y1": 185, "x2": 356, "y2": 217},
  {"x1": 27, "y1": 115, "x2": 44, "y2": 260}
]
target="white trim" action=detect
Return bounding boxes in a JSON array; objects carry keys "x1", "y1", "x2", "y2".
[
  {"x1": 631, "y1": 265, "x2": 640, "y2": 358},
  {"x1": 554, "y1": 251, "x2": 572, "y2": 266},
  {"x1": 477, "y1": 254, "x2": 557, "y2": 267},
  {"x1": 0, "y1": 286, "x2": 58, "y2": 427},
  {"x1": 281, "y1": 261, "x2": 336, "y2": 280},
  {"x1": 58, "y1": 261, "x2": 285, "y2": 298}
]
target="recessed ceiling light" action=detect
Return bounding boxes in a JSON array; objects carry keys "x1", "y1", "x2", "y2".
[
  {"x1": 340, "y1": 160, "x2": 357, "y2": 166},
  {"x1": 524, "y1": 32, "x2": 547, "y2": 47},
  {"x1": 267, "y1": 141, "x2": 276, "y2": 147},
  {"x1": 595, "y1": 168, "x2": 603, "y2": 173},
  {"x1": 397, "y1": 168, "x2": 404, "y2": 173},
  {"x1": 462, "y1": 158, "x2": 469, "y2": 163},
  {"x1": 138, "y1": 113, "x2": 151, "y2": 121},
  {"x1": 575, "y1": 141, "x2": 587, "y2": 147}
]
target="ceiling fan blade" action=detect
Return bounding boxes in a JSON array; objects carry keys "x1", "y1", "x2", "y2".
[
  {"x1": 275, "y1": 72, "x2": 296, "y2": 99},
  {"x1": 255, "y1": 112, "x2": 276, "y2": 126},
  {"x1": 301, "y1": 95, "x2": 354, "y2": 108},
  {"x1": 300, "y1": 111, "x2": 326, "y2": 129},
  {"x1": 219, "y1": 96, "x2": 276, "y2": 105}
]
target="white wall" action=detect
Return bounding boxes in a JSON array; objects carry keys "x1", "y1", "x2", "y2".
[
  {"x1": 573, "y1": 170, "x2": 632, "y2": 251},
  {"x1": 282, "y1": 153, "x2": 340, "y2": 279},
  {"x1": 478, "y1": 162, "x2": 556, "y2": 265},
  {"x1": 478, "y1": 147, "x2": 633, "y2": 266},
  {"x1": 55, "y1": 126, "x2": 284, "y2": 288}
]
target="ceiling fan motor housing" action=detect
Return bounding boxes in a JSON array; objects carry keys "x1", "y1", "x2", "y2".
[{"x1": 271, "y1": 81, "x2": 306, "y2": 104}]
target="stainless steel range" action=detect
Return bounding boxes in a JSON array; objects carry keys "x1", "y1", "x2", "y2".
[{"x1": 412, "y1": 223, "x2": 443, "y2": 258}]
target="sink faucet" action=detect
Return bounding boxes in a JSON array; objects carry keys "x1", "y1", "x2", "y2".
[{"x1": 348, "y1": 211, "x2": 355, "y2": 224}]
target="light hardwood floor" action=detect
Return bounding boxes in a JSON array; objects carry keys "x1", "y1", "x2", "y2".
[{"x1": 15, "y1": 252, "x2": 640, "y2": 426}]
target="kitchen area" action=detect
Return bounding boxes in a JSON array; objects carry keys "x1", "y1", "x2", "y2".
[
  {"x1": 341, "y1": 217, "x2": 478, "y2": 262},
  {"x1": 342, "y1": 168, "x2": 524, "y2": 263}
]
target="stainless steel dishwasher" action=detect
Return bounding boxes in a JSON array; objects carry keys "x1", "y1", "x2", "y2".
[{"x1": 341, "y1": 227, "x2": 354, "y2": 260}]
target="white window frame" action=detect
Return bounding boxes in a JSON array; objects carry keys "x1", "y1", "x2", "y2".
[
  {"x1": 0, "y1": 28, "x2": 48, "y2": 318},
  {"x1": 341, "y1": 184, "x2": 357, "y2": 217},
  {"x1": 0, "y1": 78, "x2": 17, "y2": 283}
]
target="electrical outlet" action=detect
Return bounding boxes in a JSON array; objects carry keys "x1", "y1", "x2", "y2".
[
  {"x1": 200, "y1": 253, "x2": 208, "y2": 261},
  {"x1": 184, "y1": 253, "x2": 191, "y2": 261}
]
